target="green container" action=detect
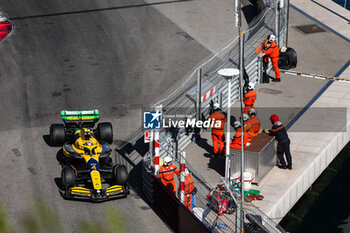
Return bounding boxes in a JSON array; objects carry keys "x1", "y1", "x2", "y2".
[{"x1": 248, "y1": 189, "x2": 261, "y2": 196}]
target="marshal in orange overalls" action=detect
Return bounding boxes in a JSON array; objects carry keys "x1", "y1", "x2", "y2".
[
  {"x1": 230, "y1": 128, "x2": 248, "y2": 150},
  {"x1": 209, "y1": 111, "x2": 227, "y2": 155},
  {"x1": 243, "y1": 89, "x2": 257, "y2": 114},
  {"x1": 159, "y1": 164, "x2": 180, "y2": 195},
  {"x1": 263, "y1": 40, "x2": 280, "y2": 80},
  {"x1": 184, "y1": 174, "x2": 195, "y2": 211},
  {"x1": 246, "y1": 116, "x2": 261, "y2": 142}
]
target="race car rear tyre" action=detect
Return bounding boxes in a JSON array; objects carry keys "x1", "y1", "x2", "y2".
[
  {"x1": 113, "y1": 165, "x2": 128, "y2": 185},
  {"x1": 97, "y1": 122, "x2": 113, "y2": 144},
  {"x1": 50, "y1": 124, "x2": 66, "y2": 146},
  {"x1": 61, "y1": 166, "x2": 76, "y2": 188}
]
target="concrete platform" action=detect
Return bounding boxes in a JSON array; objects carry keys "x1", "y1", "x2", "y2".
[{"x1": 183, "y1": 0, "x2": 350, "y2": 224}]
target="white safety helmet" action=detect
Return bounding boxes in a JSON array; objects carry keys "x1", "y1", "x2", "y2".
[
  {"x1": 248, "y1": 108, "x2": 257, "y2": 116},
  {"x1": 163, "y1": 156, "x2": 172, "y2": 166},
  {"x1": 248, "y1": 82, "x2": 255, "y2": 90},
  {"x1": 242, "y1": 113, "x2": 250, "y2": 122},
  {"x1": 213, "y1": 103, "x2": 221, "y2": 110},
  {"x1": 233, "y1": 121, "x2": 241, "y2": 129},
  {"x1": 268, "y1": 34, "x2": 276, "y2": 43}
]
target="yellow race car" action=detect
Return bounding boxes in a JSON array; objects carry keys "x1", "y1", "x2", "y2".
[{"x1": 50, "y1": 110, "x2": 129, "y2": 202}]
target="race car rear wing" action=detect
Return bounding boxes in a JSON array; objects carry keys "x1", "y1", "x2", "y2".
[{"x1": 61, "y1": 110, "x2": 100, "y2": 127}]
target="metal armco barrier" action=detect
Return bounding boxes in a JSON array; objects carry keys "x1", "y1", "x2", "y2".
[{"x1": 143, "y1": 161, "x2": 211, "y2": 233}]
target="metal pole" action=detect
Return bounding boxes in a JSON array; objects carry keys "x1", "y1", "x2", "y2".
[
  {"x1": 154, "y1": 105, "x2": 162, "y2": 176},
  {"x1": 225, "y1": 80, "x2": 231, "y2": 184},
  {"x1": 344, "y1": 0, "x2": 347, "y2": 8},
  {"x1": 196, "y1": 68, "x2": 202, "y2": 121},
  {"x1": 239, "y1": 31, "x2": 245, "y2": 233},
  {"x1": 149, "y1": 131, "x2": 154, "y2": 167},
  {"x1": 154, "y1": 131, "x2": 160, "y2": 177},
  {"x1": 234, "y1": 0, "x2": 240, "y2": 28},
  {"x1": 258, "y1": 58, "x2": 262, "y2": 83},
  {"x1": 285, "y1": 0, "x2": 290, "y2": 47},
  {"x1": 219, "y1": 91, "x2": 223, "y2": 112},
  {"x1": 236, "y1": 0, "x2": 244, "y2": 232},
  {"x1": 275, "y1": 0, "x2": 280, "y2": 47}
]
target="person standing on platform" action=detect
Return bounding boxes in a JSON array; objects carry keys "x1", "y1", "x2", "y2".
[
  {"x1": 243, "y1": 83, "x2": 257, "y2": 114},
  {"x1": 259, "y1": 34, "x2": 280, "y2": 82},
  {"x1": 264, "y1": 114, "x2": 292, "y2": 170},
  {"x1": 208, "y1": 103, "x2": 227, "y2": 157}
]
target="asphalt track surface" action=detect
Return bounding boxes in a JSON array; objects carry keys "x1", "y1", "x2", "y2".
[{"x1": 0, "y1": 0, "x2": 214, "y2": 232}]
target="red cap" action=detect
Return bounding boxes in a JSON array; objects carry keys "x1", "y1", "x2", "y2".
[{"x1": 270, "y1": 114, "x2": 279, "y2": 123}]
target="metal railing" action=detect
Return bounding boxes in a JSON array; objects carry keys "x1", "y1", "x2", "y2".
[
  {"x1": 141, "y1": 1, "x2": 290, "y2": 232},
  {"x1": 143, "y1": 141, "x2": 287, "y2": 232},
  {"x1": 152, "y1": 0, "x2": 289, "y2": 157}
]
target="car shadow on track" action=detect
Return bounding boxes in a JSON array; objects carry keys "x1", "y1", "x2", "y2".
[{"x1": 42, "y1": 134, "x2": 51, "y2": 146}]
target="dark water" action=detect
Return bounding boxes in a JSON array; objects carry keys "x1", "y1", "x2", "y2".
[
  {"x1": 332, "y1": 0, "x2": 350, "y2": 9},
  {"x1": 280, "y1": 144, "x2": 350, "y2": 233}
]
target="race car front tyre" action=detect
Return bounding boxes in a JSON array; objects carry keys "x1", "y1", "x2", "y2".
[
  {"x1": 62, "y1": 166, "x2": 76, "y2": 188},
  {"x1": 50, "y1": 124, "x2": 66, "y2": 146},
  {"x1": 97, "y1": 122, "x2": 113, "y2": 144},
  {"x1": 113, "y1": 165, "x2": 128, "y2": 185}
]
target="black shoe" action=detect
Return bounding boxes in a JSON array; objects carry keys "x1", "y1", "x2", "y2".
[
  {"x1": 287, "y1": 165, "x2": 292, "y2": 170},
  {"x1": 272, "y1": 78, "x2": 281, "y2": 82},
  {"x1": 276, "y1": 164, "x2": 287, "y2": 169}
]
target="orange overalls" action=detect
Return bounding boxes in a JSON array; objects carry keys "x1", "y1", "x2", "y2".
[
  {"x1": 263, "y1": 40, "x2": 280, "y2": 79},
  {"x1": 159, "y1": 164, "x2": 180, "y2": 195},
  {"x1": 243, "y1": 90, "x2": 257, "y2": 114},
  {"x1": 184, "y1": 174, "x2": 195, "y2": 211},
  {"x1": 246, "y1": 116, "x2": 261, "y2": 142},
  {"x1": 209, "y1": 111, "x2": 227, "y2": 155},
  {"x1": 230, "y1": 128, "x2": 248, "y2": 150}
]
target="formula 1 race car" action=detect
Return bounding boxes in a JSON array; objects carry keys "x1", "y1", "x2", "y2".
[{"x1": 50, "y1": 110, "x2": 129, "y2": 202}]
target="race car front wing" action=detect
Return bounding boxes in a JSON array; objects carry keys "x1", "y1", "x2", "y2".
[{"x1": 62, "y1": 185, "x2": 129, "y2": 202}]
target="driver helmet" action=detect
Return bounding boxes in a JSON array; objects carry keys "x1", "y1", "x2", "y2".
[{"x1": 82, "y1": 128, "x2": 92, "y2": 140}]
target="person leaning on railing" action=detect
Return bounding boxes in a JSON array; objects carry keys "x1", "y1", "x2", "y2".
[{"x1": 259, "y1": 34, "x2": 281, "y2": 82}]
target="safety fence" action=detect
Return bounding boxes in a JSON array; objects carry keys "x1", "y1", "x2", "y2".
[
  {"x1": 139, "y1": 1, "x2": 290, "y2": 232},
  {"x1": 143, "y1": 142, "x2": 287, "y2": 233},
  {"x1": 150, "y1": 0, "x2": 289, "y2": 157}
]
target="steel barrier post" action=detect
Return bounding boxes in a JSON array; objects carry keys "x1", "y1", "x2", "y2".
[
  {"x1": 180, "y1": 151, "x2": 186, "y2": 204},
  {"x1": 196, "y1": 68, "x2": 202, "y2": 121},
  {"x1": 219, "y1": 91, "x2": 223, "y2": 113},
  {"x1": 154, "y1": 131, "x2": 160, "y2": 177},
  {"x1": 258, "y1": 58, "x2": 262, "y2": 84},
  {"x1": 285, "y1": 0, "x2": 290, "y2": 47},
  {"x1": 149, "y1": 130, "x2": 154, "y2": 167},
  {"x1": 154, "y1": 105, "x2": 162, "y2": 177},
  {"x1": 239, "y1": 31, "x2": 245, "y2": 233},
  {"x1": 275, "y1": 0, "x2": 280, "y2": 47}
]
